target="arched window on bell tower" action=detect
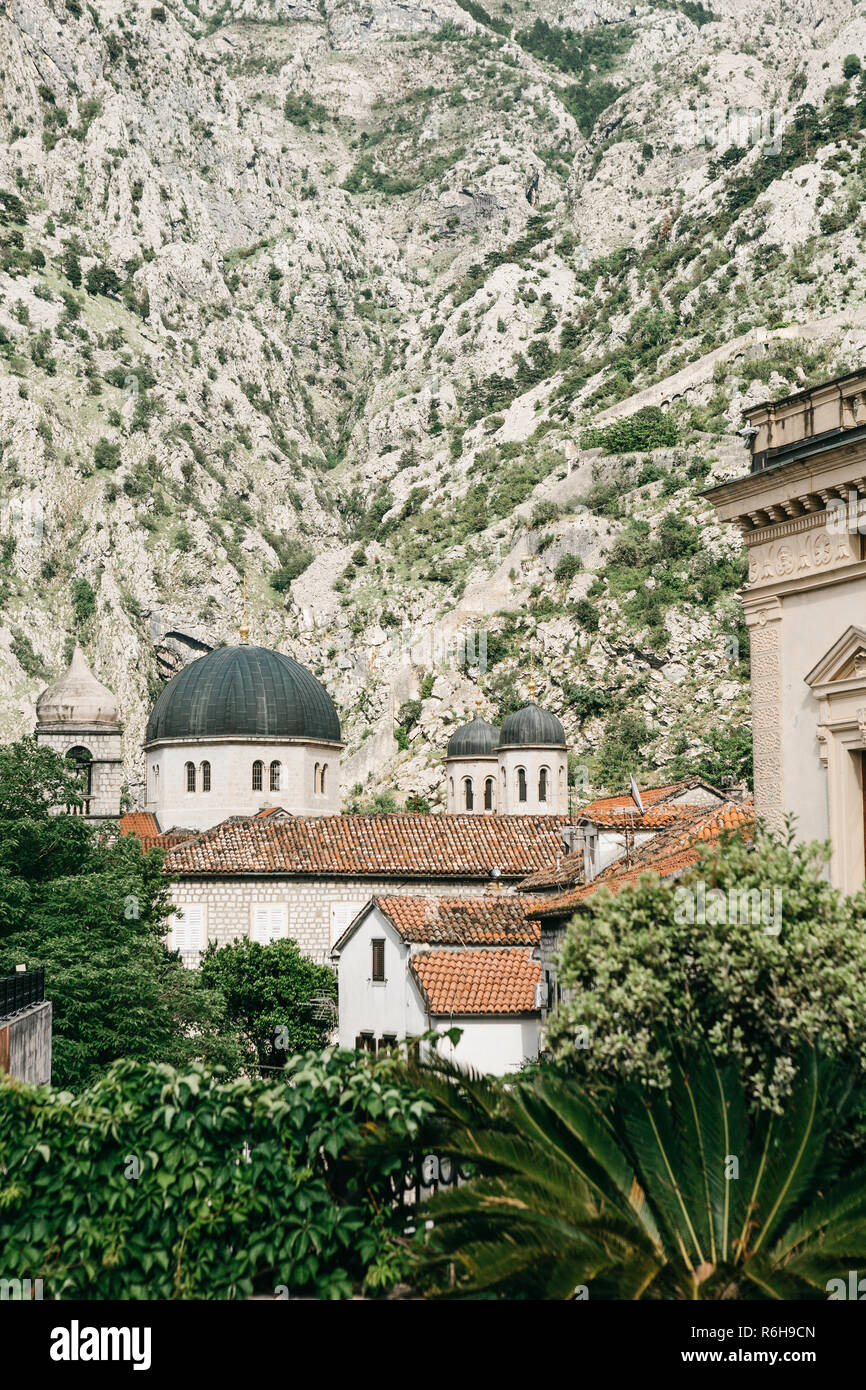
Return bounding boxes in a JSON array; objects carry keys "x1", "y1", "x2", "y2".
[
  {"x1": 66, "y1": 745, "x2": 93, "y2": 814},
  {"x1": 463, "y1": 777, "x2": 474, "y2": 811}
]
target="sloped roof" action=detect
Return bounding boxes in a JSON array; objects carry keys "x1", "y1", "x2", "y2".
[
  {"x1": 576, "y1": 779, "x2": 725, "y2": 820},
  {"x1": 119, "y1": 812, "x2": 160, "y2": 837},
  {"x1": 527, "y1": 801, "x2": 754, "y2": 919},
  {"x1": 164, "y1": 813, "x2": 571, "y2": 879},
  {"x1": 517, "y1": 848, "x2": 585, "y2": 891},
  {"x1": 410, "y1": 947, "x2": 540, "y2": 1015},
  {"x1": 374, "y1": 895, "x2": 539, "y2": 946}
]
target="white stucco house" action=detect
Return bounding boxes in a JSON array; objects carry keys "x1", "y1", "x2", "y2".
[{"x1": 331, "y1": 895, "x2": 543, "y2": 1074}]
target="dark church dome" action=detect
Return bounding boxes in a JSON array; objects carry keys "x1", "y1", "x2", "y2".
[
  {"x1": 447, "y1": 712, "x2": 500, "y2": 758},
  {"x1": 144, "y1": 645, "x2": 341, "y2": 745},
  {"x1": 498, "y1": 702, "x2": 565, "y2": 749}
]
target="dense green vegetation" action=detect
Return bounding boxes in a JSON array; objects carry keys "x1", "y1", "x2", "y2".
[
  {"x1": 0, "y1": 1048, "x2": 432, "y2": 1298},
  {"x1": 547, "y1": 831, "x2": 866, "y2": 1137},
  {"x1": 386, "y1": 1042, "x2": 864, "y2": 1299}
]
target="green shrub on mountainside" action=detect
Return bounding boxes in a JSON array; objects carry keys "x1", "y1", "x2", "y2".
[{"x1": 581, "y1": 405, "x2": 679, "y2": 453}]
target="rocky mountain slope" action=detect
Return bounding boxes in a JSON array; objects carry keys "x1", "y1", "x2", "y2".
[{"x1": 1, "y1": 0, "x2": 865, "y2": 808}]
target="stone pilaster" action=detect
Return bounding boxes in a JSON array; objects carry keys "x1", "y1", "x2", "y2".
[{"x1": 743, "y1": 594, "x2": 784, "y2": 834}]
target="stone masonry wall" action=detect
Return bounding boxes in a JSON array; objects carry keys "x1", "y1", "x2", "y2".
[{"x1": 169, "y1": 876, "x2": 514, "y2": 965}]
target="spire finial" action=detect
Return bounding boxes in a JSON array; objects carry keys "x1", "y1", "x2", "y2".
[{"x1": 239, "y1": 574, "x2": 250, "y2": 645}]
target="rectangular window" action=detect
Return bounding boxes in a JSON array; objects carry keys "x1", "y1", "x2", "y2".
[
  {"x1": 371, "y1": 938, "x2": 385, "y2": 982},
  {"x1": 171, "y1": 904, "x2": 206, "y2": 966},
  {"x1": 379, "y1": 1034, "x2": 397, "y2": 1053},
  {"x1": 251, "y1": 903, "x2": 288, "y2": 945},
  {"x1": 355, "y1": 1032, "x2": 375, "y2": 1054}
]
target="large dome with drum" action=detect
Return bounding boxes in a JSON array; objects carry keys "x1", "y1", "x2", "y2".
[{"x1": 144, "y1": 644, "x2": 341, "y2": 746}]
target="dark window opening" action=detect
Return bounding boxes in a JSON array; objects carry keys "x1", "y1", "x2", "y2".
[{"x1": 372, "y1": 938, "x2": 385, "y2": 982}]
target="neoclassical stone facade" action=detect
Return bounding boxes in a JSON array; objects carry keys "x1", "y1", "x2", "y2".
[{"x1": 708, "y1": 368, "x2": 866, "y2": 891}]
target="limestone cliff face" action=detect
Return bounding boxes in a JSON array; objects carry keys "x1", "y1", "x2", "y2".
[{"x1": 1, "y1": 0, "x2": 865, "y2": 804}]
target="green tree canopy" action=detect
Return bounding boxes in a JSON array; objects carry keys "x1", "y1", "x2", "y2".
[
  {"x1": 0, "y1": 738, "x2": 239, "y2": 1089},
  {"x1": 546, "y1": 828, "x2": 866, "y2": 1124},
  {"x1": 198, "y1": 936, "x2": 337, "y2": 1072}
]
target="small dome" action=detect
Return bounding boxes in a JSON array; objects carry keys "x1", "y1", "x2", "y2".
[
  {"x1": 498, "y1": 702, "x2": 565, "y2": 749},
  {"x1": 36, "y1": 645, "x2": 120, "y2": 727},
  {"x1": 145, "y1": 644, "x2": 341, "y2": 744},
  {"x1": 447, "y1": 711, "x2": 500, "y2": 758}
]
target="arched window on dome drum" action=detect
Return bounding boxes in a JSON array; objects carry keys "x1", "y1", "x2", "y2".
[
  {"x1": 449, "y1": 776, "x2": 454, "y2": 803},
  {"x1": 321, "y1": 764, "x2": 328, "y2": 795},
  {"x1": 252, "y1": 760, "x2": 264, "y2": 792},
  {"x1": 314, "y1": 762, "x2": 320, "y2": 794},
  {"x1": 538, "y1": 767, "x2": 549, "y2": 802},
  {"x1": 185, "y1": 761, "x2": 196, "y2": 793},
  {"x1": 201, "y1": 761, "x2": 211, "y2": 793},
  {"x1": 484, "y1": 777, "x2": 494, "y2": 811},
  {"x1": 517, "y1": 767, "x2": 527, "y2": 803},
  {"x1": 270, "y1": 761, "x2": 281, "y2": 792},
  {"x1": 66, "y1": 746, "x2": 93, "y2": 804},
  {"x1": 464, "y1": 777, "x2": 474, "y2": 811}
]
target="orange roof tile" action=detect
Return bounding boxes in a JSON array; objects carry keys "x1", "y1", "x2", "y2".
[
  {"x1": 119, "y1": 812, "x2": 160, "y2": 836},
  {"x1": 577, "y1": 779, "x2": 726, "y2": 821},
  {"x1": 528, "y1": 801, "x2": 754, "y2": 919},
  {"x1": 577, "y1": 803, "x2": 700, "y2": 831},
  {"x1": 411, "y1": 947, "x2": 540, "y2": 1015},
  {"x1": 517, "y1": 848, "x2": 585, "y2": 891},
  {"x1": 164, "y1": 813, "x2": 571, "y2": 880},
  {"x1": 375, "y1": 895, "x2": 539, "y2": 946}
]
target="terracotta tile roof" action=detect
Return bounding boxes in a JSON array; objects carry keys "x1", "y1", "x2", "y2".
[
  {"x1": 517, "y1": 848, "x2": 585, "y2": 891},
  {"x1": 527, "y1": 801, "x2": 754, "y2": 919},
  {"x1": 577, "y1": 779, "x2": 725, "y2": 820},
  {"x1": 375, "y1": 895, "x2": 539, "y2": 945},
  {"x1": 119, "y1": 812, "x2": 160, "y2": 836},
  {"x1": 410, "y1": 947, "x2": 540, "y2": 1015},
  {"x1": 138, "y1": 831, "x2": 200, "y2": 853},
  {"x1": 577, "y1": 803, "x2": 703, "y2": 831},
  {"x1": 164, "y1": 813, "x2": 571, "y2": 879}
]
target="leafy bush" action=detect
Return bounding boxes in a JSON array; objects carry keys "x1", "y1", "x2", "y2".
[
  {"x1": 547, "y1": 831, "x2": 866, "y2": 1124},
  {"x1": 581, "y1": 406, "x2": 678, "y2": 454},
  {"x1": 553, "y1": 552, "x2": 582, "y2": 583},
  {"x1": 572, "y1": 597, "x2": 599, "y2": 632},
  {"x1": 0, "y1": 1048, "x2": 431, "y2": 1298},
  {"x1": 269, "y1": 543, "x2": 314, "y2": 591},
  {"x1": 93, "y1": 436, "x2": 122, "y2": 470},
  {"x1": 284, "y1": 92, "x2": 328, "y2": 127},
  {"x1": 70, "y1": 577, "x2": 96, "y2": 624}
]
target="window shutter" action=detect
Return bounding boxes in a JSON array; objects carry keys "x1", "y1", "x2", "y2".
[
  {"x1": 172, "y1": 905, "x2": 205, "y2": 961},
  {"x1": 252, "y1": 903, "x2": 288, "y2": 944},
  {"x1": 372, "y1": 938, "x2": 385, "y2": 982}
]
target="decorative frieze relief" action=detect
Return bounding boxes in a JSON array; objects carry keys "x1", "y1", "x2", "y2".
[{"x1": 746, "y1": 526, "x2": 860, "y2": 588}]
